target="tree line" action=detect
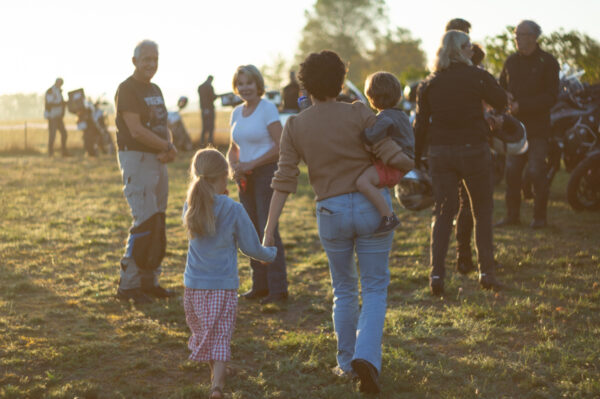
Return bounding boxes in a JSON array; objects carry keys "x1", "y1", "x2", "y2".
[
  {"x1": 263, "y1": 0, "x2": 600, "y2": 91},
  {"x1": 2, "y1": 0, "x2": 600, "y2": 121},
  {"x1": 0, "y1": 93, "x2": 45, "y2": 121}
]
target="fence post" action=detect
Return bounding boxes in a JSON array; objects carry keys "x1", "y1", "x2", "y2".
[{"x1": 24, "y1": 121, "x2": 28, "y2": 149}]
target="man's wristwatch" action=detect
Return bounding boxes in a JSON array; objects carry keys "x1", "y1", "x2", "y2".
[{"x1": 166, "y1": 142, "x2": 174, "y2": 152}]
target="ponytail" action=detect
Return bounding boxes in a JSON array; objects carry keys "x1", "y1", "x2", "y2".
[{"x1": 183, "y1": 148, "x2": 229, "y2": 238}]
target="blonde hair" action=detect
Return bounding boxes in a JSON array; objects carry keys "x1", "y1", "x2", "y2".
[
  {"x1": 184, "y1": 148, "x2": 229, "y2": 238},
  {"x1": 232, "y1": 64, "x2": 265, "y2": 97},
  {"x1": 434, "y1": 30, "x2": 473, "y2": 72}
]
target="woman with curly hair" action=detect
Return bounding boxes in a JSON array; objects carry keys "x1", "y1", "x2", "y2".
[{"x1": 263, "y1": 50, "x2": 412, "y2": 394}]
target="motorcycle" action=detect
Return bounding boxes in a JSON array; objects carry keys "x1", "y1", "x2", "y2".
[
  {"x1": 548, "y1": 66, "x2": 600, "y2": 178},
  {"x1": 167, "y1": 96, "x2": 193, "y2": 151},
  {"x1": 68, "y1": 89, "x2": 114, "y2": 156},
  {"x1": 566, "y1": 134, "x2": 600, "y2": 211},
  {"x1": 521, "y1": 66, "x2": 600, "y2": 201}
]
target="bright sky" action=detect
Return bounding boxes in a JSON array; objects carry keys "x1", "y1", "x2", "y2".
[{"x1": 2, "y1": 0, "x2": 599, "y2": 109}]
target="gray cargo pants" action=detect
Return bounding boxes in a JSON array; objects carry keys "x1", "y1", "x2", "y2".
[{"x1": 118, "y1": 150, "x2": 168, "y2": 290}]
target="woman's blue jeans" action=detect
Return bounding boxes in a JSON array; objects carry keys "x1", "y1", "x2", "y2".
[
  {"x1": 316, "y1": 190, "x2": 394, "y2": 374},
  {"x1": 238, "y1": 162, "x2": 288, "y2": 295}
]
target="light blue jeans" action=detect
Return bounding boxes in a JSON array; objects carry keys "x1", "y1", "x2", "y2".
[{"x1": 316, "y1": 190, "x2": 394, "y2": 374}]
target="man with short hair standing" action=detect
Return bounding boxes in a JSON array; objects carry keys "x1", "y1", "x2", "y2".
[
  {"x1": 115, "y1": 40, "x2": 177, "y2": 304},
  {"x1": 44, "y1": 77, "x2": 69, "y2": 157},
  {"x1": 497, "y1": 20, "x2": 559, "y2": 229},
  {"x1": 197, "y1": 75, "x2": 217, "y2": 146}
]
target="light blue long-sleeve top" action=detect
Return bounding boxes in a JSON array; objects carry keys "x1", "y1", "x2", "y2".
[{"x1": 183, "y1": 195, "x2": 277, "y2": 290}]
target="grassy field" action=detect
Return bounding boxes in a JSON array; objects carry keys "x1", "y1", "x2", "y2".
[
  {"x1": 0, "y1": 111, "x2": 232, "y2": 153},
  {"x1": 1, "y1": 147, "x2": 599, "y2": 399}
]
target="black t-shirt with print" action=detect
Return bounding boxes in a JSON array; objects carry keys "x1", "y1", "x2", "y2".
[{"x1": 115, "y1": 76, "x2": 168, "y2": 153}]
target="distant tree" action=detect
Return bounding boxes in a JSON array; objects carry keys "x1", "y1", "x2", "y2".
[
  {"x1": 484, "y1": 27, "x2": 600, "y2": 83},
  {"x1": 297, "y1": 0, "x2": 387, "y2": 83},
  {"x1": 483, "y1": 26, "x2": 515, "y2": 77},
  {"x1": 297, "y1": 0, "x2": 427, "y2": 91},
  {"x1": 366, "y1": 27, "x2": 428, "y2": 85},
  {"x1": 0, "y1": 93, "x2": 44, "y2": 121},
  {"x1": 543, "y1": 30, "x2": 600, "y2": 83},
  {"x1": 260, "y1": 54, "x2": 289, "y2": 91}
]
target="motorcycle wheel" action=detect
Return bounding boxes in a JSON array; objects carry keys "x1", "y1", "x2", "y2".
[{"x1": 566, "y1": 151, "x2": 600, "y2": 211}]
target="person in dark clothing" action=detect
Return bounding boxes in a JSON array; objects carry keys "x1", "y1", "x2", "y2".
[
  {"x1": 496, "y1": 20, "x2": 560, "y2": 229},
  {"x1": 197, "y1": 75, "x2": 217, "y2": 146},
  {"x1": 281, "y1": 71, "x2": 300, "y2": 112},
  {"x1": 414, "y1": 30, "x2": 507, "y2": 295},
  {"x1": 444, "y1": 19, "x2": 498, "y2": 275}
]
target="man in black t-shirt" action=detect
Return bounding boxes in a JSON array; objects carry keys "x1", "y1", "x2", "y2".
[
  {"x1": 197, "y1": 75, "x2": 217, "y2": 146},
  {"x1": 114, "y1": 40, "x2": 177, "y2": 304}
]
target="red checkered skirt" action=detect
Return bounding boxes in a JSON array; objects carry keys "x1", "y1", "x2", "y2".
[{"x1": 184, "y1": 288, "x2": 238, "y2": 362}]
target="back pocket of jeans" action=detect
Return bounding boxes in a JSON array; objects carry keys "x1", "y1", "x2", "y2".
[{"x1": 316, "y1": 207, "x2": 344, "y2": 241}]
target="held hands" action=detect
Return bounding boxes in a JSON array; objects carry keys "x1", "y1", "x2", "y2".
[
  {"x1": 231, "y1": 161, "x2": 254, "y2": 179},
  {"x1": 262, "y1": 229, "x2": 275, "y2": 248},
  {"x1": 506, "y1": 93, "x2": 519, "y2": 115},
  {"x1": 157, "y1": 143, "x2": 177, "y2": 163},
  {"x1": 486, "y1": 114, "x2": 504, "y2": 131},
  {"x1": 260, "y1": 230, "x2": 276, "y2": 266}
]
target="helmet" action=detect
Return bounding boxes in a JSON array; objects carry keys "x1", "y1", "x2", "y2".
[
  {"x1": 177, "y1": 96, "x2": 188, "y2": 109},
  {"x1": 490, "y1": 114, "x2": 528, "y2": 155},
  {"x1": 395, "y1": 169, "x2": 434, "y2": 211}
]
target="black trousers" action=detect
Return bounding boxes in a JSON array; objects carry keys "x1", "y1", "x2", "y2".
[
  {"x1": 429, "y1": 143, "x2": 495, "y2": 279},
  {"x1": 505, "y1": 138, "x2": 549, "y2": 221},
  {"x1": 200, "y1": 108, "x2": 215, "y2": 146},
  {"x1": 455, "y1": 181, "x2": 473, "y2": 258}
]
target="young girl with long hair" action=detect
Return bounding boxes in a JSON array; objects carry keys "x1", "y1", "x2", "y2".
[{"x1": 182, "y1": 148, "x2": 276, "y2": 399}]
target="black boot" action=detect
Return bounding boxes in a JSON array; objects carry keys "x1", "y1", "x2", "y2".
[
  {"x1": 141, "y1": 275, "x2": 175, "y2": 298},
  {"x1": 456, "y1": 251, "x2": 476, "y2": 275},
  {"x1": 116, "y1": 288, "x2": 153, "y2": 304},
  {"x1": 429, "y1": 275, "x2": 444, "y2": 296},
  {"x1": 479, "y1": 273, "x2": 503, "y2": 291}
]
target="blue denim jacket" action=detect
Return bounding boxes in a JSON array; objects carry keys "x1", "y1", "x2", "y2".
[{"x1": 183, "y1": 195, "x2": 277, "y2": 290}]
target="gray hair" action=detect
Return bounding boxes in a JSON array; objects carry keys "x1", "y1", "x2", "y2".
[
  {"x1": 133, "y1": 40, "x2": 158, "y2": 59},
  {"x1": 517, "y1": 20, "x2": 542, "y2": 38},
  {"x1": 434, "y1": 30, "x2": 473, "y2": 72}
]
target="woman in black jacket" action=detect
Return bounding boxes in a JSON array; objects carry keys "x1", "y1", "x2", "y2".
[{"x1": 414, "y1": 30, "x2": 507, "y2": 295}]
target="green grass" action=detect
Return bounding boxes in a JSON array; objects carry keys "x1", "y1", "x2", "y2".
[{"x1": 1, "y1": 149, "x2": 599, "y2": 398}]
